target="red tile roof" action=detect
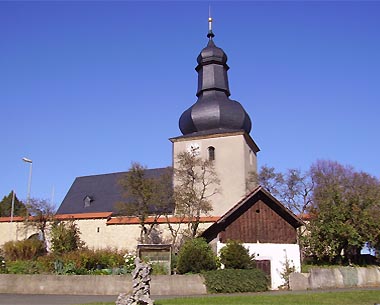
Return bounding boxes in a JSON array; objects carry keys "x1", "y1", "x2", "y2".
[
  {"x1": 54, "y1": 212, "x2": 113, "y2": 220},
  {"x1": 107, "y1": 216, "x2": 219, "y2": 225},
  {"x1": 0, "y1": 216, "x2": 25, "y2": 223}
]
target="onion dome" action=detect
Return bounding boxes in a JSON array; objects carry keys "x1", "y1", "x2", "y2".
[{"x1": 179, "y1": 18, "x2": 252, "y2": 136}]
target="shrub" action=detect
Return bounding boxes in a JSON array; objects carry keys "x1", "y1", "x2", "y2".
[
  {"x1": 36, "y1": 254, "x2": 56, "y2": 273},
  {"x1": 219, "y1": 240, "x2": 255, "y2": 269},
  {"x1": 50, "y1": 248, "x2": 125, "y2": 273},
  {"x1": 0, "y1": 245, "x2": 129, "y2": 275},
  {"x1": 2, "y1": 239, "x2": 46, "y2": 261},
  {"x1": 176, "y1": 238, "x2": 218, "y2": 274},
  {"x1": 123, "y1": 253, "x2": 136, "y2": 273},
  {"x1": 151, "y1": 262, "x2": 169, "y2": 275},
  {"x1": 203, "y1": 269, "x2": 269, "y2": 293},
  {"x1": 6, "y1": 260, "x2": 42, "y2": 274},
  {"x1": 50, "y1": 220, "x2": 84, "y2": 254},
  {"x1": 26, "y1": 248, "x2": 125, "y2": 275}
]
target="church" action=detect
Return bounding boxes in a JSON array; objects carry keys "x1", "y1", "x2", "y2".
[{"x1": 1, "y1": 18, "x2": 302, "y2": 289}]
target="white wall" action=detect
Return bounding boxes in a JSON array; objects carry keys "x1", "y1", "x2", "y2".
[
  {"x1": 172, "y1": 132, "x2": 258, "y2": 217},
  {"x1": 0, "y1": 221, "x2": 38, "y2": 245},
  {"x1": 1, "y1": 218, "x2": 215, "y2": 254},
  {"x1": 217, "y1": 242, "x2": 301, "y2": 289}
]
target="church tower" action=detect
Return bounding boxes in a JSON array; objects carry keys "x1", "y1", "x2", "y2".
[{"x1": 170, "y1": 17, "x2": 259, "y2": 217}]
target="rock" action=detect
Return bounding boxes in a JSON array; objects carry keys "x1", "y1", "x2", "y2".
[{"x1": 116, "y1": 258, "x2": 154, "y2": 305}]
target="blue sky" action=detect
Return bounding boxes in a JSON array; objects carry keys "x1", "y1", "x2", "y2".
[{"x1": 1, "y1": 1, "x2": 380, "y2": 209}]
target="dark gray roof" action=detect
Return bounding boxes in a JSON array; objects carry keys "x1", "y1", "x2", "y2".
[
  {"x1": 56, "y1": 168, "x2": 173, "y2": 215},
  {"x1": 179, "y1": 32, "x2": 252, "y2": 136}
]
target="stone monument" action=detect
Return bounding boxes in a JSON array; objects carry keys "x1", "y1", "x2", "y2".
[{"x1": 116, "y1": 257, "x2": 154, "y2": 305}]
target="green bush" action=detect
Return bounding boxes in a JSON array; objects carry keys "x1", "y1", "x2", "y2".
[
  {"x1": 6, "y1": 260, "x2": 42, "y2": 274},
  {"x1": 203, "y1": 268, "x2": 269, "y2": 293},
  {"x1": 50, "y1": 248, "x2": 125, "y2": 274},
  {"x1": 219, "y1": 240, "x2": 255, "y2": 269},
  {"x1": 2, "y1": 239, "x2": 46, "y2": 261},
  {"x1": 50, "y1": 220, "x2": 84, "y2": 255},
  {"x1": 151, "y1": 262, "x2": 169, "y2": 275},
  {"x1": 0, "y1": 246, "x2": 128, "y2": 275},
  {"x1": 12, "y1": 248, "x2": 126, "y2": 275},
  {"x1": 123, "y1": 253, "x2": 136, "y2": 273},
  {"x1": 177, "y1": 238, "x2": 218, "y2": 274}
]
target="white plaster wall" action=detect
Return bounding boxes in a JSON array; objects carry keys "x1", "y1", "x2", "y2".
[
  {"x1": 217, "y1": 242, "x2": 301, "y2": 290},
  {"x1": 73, "y1": 219, "x2": 216, "y2": 252},
  {"x1": 1, "y1": 219, "x2": 214, "y2": 254},
  {"x1": 72, "y1": 219, "x2": 142, "y2": 252},
  {"x1": 0, "y1": 222, "x2": 38, "y2": 246},
  {"x1": 172, "y1": 133, "x2": 257, "y2": 217}
]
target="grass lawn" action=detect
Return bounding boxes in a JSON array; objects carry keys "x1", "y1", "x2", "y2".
[{"x1": 77, "y1": 289, "x2": 380, "y2": 305}]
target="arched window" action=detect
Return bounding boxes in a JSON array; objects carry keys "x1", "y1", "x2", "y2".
[{"x1": 208, "y1": 146, "x2": 215, "y2": 161}]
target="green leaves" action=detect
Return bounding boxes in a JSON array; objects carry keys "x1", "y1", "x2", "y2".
[
  {"x1": 219, "y1": 240, "x2": 255, "y2": 269},
  {"x1": 305, "y1": 160, "x2": 380, "y2": 263},
  {"x1": 0, "y1": 191, "x2": 27, "y2": 217},
  {"x1": 257, "y1": 160, "x2": 380, "y2": 264},
  {"x1": 203, "y1": 269, "x2": 268, "y2": 293},
  {"x1": 50, "y1": 220, "x2": 84, "y2": 255},
  {"x1": 176, "y1": 238, "x2": 218, "y2": 274}
]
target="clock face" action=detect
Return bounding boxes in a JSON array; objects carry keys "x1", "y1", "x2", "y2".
[{"x1": 187, "y1": 142, "x2": 201, "y2": 156}]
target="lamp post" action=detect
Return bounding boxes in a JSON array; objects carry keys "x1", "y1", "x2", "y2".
[{"x1": 22, "y1": 157, "x2": 33, "y2": 208}]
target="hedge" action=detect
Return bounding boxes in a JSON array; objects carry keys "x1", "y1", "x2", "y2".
[{"x1": 203, "y1": 268, "x2": 269, "y2": 293}]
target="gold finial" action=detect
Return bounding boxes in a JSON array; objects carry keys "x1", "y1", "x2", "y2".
[
  {"x1": 207, "y1": 6, "x2": 214, "y2": 39},
  {"x1": 208, "y1": 5, "x2": 212, "y2": 31}
]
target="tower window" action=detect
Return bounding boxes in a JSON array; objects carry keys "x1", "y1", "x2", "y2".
[{"x1": 208, "y1": 146, "x2": 215, "y2": 161}]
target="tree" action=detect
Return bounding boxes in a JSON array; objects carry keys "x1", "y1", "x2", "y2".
[
  {"x1": 247, "y1": 165, "x2": 284, "y2": 198},
  {"x1": 50, "y1": 220, "x2": 84, "y2": 254},
  {"x1": 304, "y1": 160, "x2": 380, "y2": 264},
  {"x1": 173, "y1": 151, "x2": 220, "y2": 238},
  {"x1": 251, "y1": 166, "x2": 314, "y2": 262},
  {"x1": 252, "y1": 165, "x2": 313, "y2": 217},
  {"x1": 0, "y1": 191, "x2": 27, "y2": 217},
  {"x1": 25, "y1": 198, "x2": 56, "y2": 249},
  {"x1": 251, "y1": 161, "x2": 380, "y2": 264},
  {"x1": 117, "y1": 163, "x2": 173, "y2": 244}
]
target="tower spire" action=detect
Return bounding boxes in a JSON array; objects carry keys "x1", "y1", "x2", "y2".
[
  {"x1": 207, "y1": 7, "x2": 215, "y2": 39},
  {"x1": 178, "y1": 16, "x2": 252, "y2": 136}
]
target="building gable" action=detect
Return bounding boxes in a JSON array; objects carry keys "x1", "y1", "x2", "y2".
[
  {"x1": 219, "y1": 199, "x2": 297, "y2": 244},
  {"x1": 202, "y1": 186, "x2": 303, "y2": 244}
]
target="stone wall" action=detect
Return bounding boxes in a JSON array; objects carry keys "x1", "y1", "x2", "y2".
[
  {"x1": 289, "y1": 266, "x2": 380, "y2": 290},
  {"x1": 0, "y1": 274, "x2": 207, "y2": 295}
]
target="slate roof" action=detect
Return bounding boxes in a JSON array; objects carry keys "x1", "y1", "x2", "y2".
[
  {"x1": 179, "y1": 31, "x2": 252, "y2": 136},
  {"x1": 56, "y1": 168, "x2": 173, "y2": 215},
  {"x1": 201, "y1": 186, "x2": 303, "y2": 243}
]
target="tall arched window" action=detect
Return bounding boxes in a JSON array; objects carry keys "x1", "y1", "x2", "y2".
[{"x1": 208, "y1": 146, "x2": 215, "y2": 161}]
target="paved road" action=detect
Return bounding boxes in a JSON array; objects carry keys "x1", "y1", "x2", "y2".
[
  {"x1": 0, "y1": 294, "x2": 181, "y2": 305},
  {"x1": 1, "y1": 288, "x2": 380, "y2": 305},
  {"x1": 0, "y1": 294, "x2": 118, "y2": 305}
]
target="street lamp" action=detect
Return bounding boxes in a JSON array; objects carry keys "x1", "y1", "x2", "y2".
[{"x1": 22, "y1": 157, "x2": 33, "y2": 208}]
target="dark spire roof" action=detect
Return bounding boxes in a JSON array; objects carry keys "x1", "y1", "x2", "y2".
[{"x1": 179, "y1": 18, "x2": 252, "y2": 136}]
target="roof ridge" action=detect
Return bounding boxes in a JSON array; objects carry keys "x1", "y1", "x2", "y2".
[{"x1": 76, "y1": 166, "x2": 171, "y2": 179}]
